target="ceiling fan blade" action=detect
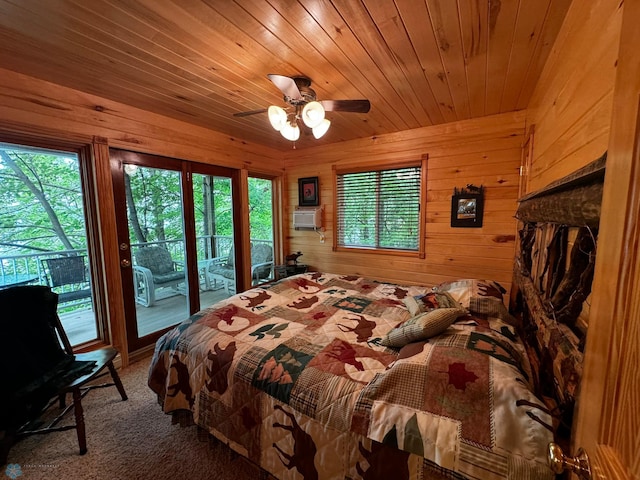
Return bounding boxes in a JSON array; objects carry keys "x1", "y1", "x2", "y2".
[
  {"x1": 321, "y1": 99, "x2": 371, "y2": 113},
  {"x1": 233, "y1": 108, "x2": 268, "y2": 117},
  {"x1": 267, "y1": 74, "x2": 303, "y2": 101}
]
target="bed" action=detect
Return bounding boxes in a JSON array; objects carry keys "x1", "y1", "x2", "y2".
[{"x1": 148, "y1": 271, "x2": 555, "y2": 480}]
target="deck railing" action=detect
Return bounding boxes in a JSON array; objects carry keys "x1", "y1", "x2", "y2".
[
  {"x1": 0, "y1": 235, "x2": 273, "y2": 289},
  {"x1": 0, "y1": 249, "x2": 84, "y2": 286}
]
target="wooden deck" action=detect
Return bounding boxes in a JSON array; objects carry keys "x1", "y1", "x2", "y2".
[{"x1": 61, "y1": 288, "x2": 228, "y2": 346}]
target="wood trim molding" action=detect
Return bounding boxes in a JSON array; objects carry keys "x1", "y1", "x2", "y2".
[
  {"x1": 418, "y1": 153, "x2": 428, "y2": 259},
  {"x1": 237, "y1": 168, "x2": 251, "y2": 292},
  {"x1": 91, "y1": 138, "x2": 129, "y2": 366},
  {"x1": 519, "y1": 124, "x2": 535, "y2": 198}
]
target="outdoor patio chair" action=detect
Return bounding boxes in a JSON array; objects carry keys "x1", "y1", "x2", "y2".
[
  {"x1": 0, "y1": 285, "x2": 127, "y2": 464},
  {"x1": 41, "y1": 255, "x2": 92, "y2": 305},
  {"x1": 133, "y1": 245, "x2": 186, "y2": 307},
  {"x1": 206, "y1": 243, "x2": 273, "y2": 295},
  {"x1": 250, "y1": 243, "x2": 274, "y2": 284}
]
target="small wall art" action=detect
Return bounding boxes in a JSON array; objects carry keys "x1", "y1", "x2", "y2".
[
  {"x1": 451, "y1": 184, "x2": 484, "y2": 228},
  {"x1": 298, "y1": 176, "x2": 319, "y2": 206}
]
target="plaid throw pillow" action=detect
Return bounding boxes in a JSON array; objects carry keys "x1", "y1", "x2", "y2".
[{"x1": 381, "y1": 307, "x2": 467, "y2": 348}]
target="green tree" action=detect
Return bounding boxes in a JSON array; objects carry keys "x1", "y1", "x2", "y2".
[
  {"x1": 1, "y1": 146, "x2": 275, "y2": 264},
  {"x1": 248, "y1": 177, "x2": 273, "y2": 240},
  {"x1": 0, "y1": 148, "x2": 85, "y2": 255},
  {"x1": 126, "y1": 167, "x2": 183, "y2": 244}
]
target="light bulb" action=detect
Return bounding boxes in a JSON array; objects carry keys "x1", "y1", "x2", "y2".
[
  {"x1": 124, "y1": 164, "x2": 138, "y2": 175},
  {"x1": 280, "y1": 121, "x2": 300, "y2": 141},
  {"x1": 268, "y1": 105, "x2": 287, "y2": 131},
  {"x1": 312, "y1": 118, "x2": 331, "y2": 139},
  {"x1": 301, "y1": 101, "x2": 325, "y2": 128}
]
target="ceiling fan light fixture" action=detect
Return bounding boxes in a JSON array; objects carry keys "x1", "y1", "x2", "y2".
[
  {"x1": 280, "y1": 121, "x2": 300, "y2": 141},
  {"x1": 312, "y1": 118, "x2": 331, "y2": 139},
  {"x1": 268, "y1": 105, "x2": 287, "y2": 131},
  {"x1": 232, "y1": 75, "x2": 369, "y2": 144},
  {"x1": 301, "y1": 101, "x2": 325, "y2": 128}
]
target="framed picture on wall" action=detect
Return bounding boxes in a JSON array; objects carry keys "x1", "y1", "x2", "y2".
[
  {"x1": 451, "y1": 185, "x2": 484, "y2": 227},
  {"x1": 298, "y1": 176, "x2": 319, "y2": 206}
]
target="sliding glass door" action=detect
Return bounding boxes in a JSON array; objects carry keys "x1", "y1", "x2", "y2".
[{"x1": 110, "y1": 149, "x2": 239, "y2": 352}]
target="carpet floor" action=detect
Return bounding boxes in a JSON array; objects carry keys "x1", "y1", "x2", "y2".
[{"x1": 4, "y1": 357, "x2": 266, "y2": 480}]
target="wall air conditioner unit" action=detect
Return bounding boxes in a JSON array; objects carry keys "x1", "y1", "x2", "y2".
[{"x1": 293, "y1": 207, "x2": 322, "y2": 229}]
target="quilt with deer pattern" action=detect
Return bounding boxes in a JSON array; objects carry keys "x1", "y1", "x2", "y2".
[{"x1": 148, "y1": 272, "x2": 554, "y2": 480}]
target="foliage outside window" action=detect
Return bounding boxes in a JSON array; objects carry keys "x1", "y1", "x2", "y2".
[
  {"x1": 192, "y1": 173, "x2": 234, "y2": 260},
  {"x1": 0, "y1": 142, "x2": 99, "y2": 344},
  {"x1": 125, "y1": 166, "x2": 184, "y2": 247},
  {"x1": 336, "y1": 165, "x2": 421, "y2": 251},
  {"x1": 248, "y1": 176, "x2": 274, "y2": 241},
  {"x1": 1, "y1": 144, "x2": 86, "y2": 255}
]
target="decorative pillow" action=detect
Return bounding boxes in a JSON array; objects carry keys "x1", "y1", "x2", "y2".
[
  {"x1": 433, "y1": 279, "x2": 514, "y2": 321},
  {"x1": 381, "y1": 307, "x2": 467, "y2": 348},
  {"x1": 403, "y1": 291, "x2": 462, "y2": 316}
]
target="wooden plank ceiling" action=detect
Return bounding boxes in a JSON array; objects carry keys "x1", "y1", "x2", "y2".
[{"x1": 0, "y1": 0, "x2": 571, "y2": 151}]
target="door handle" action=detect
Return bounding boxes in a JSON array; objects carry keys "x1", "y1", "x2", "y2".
[
  {"x1": 548, "y1": 442, "x2": 591, "y2": 479},
  {"x1": 120, "y1": 259, "x2": 131, "y2": 268}
]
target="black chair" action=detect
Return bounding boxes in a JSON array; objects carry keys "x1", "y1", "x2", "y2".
[
  {"x1": 0, "y1": 285, "x2": 127, "y2": 464},
  {"x1": 41, "y1": 255, "x2": 92, "y2": 305}
]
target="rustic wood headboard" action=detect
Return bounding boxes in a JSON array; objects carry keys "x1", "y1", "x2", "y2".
[{"x1": 510, "y1": 153, "x2": 605, "y2": 439}]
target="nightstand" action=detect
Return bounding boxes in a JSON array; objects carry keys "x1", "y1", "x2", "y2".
[{"x1": 275, "y1": 264, "x2": 308, "y2": 280}]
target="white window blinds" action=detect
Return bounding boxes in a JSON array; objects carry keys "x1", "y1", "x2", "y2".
[{"x1": 336, "y1": 166, "x2": 421, "y2": 250}]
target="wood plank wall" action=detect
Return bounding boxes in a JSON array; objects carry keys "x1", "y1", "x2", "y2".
[
  {"x1": 523, "y1": 0, "x2": 621, "y2": 332},
  {"x1": 283, "y1": 111, "x2": 525, "y2": 294},
  {"x1": 0, "y1": 67, "x2": 284, "y2": 364},
  {"x1": 0, "y1": 68, "x2": 284, "y2": 169},
  {"x1": 524, "y1": 0, "x2": 621, "y2": 192}
]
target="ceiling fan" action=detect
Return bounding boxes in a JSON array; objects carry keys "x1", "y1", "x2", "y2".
[{"x1": 234, "y1": 74, "x2": 371, "y2": 141}]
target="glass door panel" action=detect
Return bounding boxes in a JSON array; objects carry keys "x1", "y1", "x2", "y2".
[
  {"x1": 0, "y1": 142, "x2": 98, "y2": 346},
  {"x1": 192, "y1": 173, "x2": 234, "y2": 308},
  {"x1": 125, "y1": 165, "x2": 188, "y2": 337},
  {"x1": 248, "y1": 176, "x2": 275, "y2": 286}
]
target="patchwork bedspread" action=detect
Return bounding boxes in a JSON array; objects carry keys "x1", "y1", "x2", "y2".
[{"x1": 148, "y1": 272, "x2": 554, "y2": 480}]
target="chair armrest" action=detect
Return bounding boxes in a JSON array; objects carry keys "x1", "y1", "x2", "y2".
[
  {"x1": 251, "y1": 260, "x2": 274, "y2": 282},
  {"x1": 133, "y1": 264, "x2": 152, "y2": 276},
  {"x1": 132, "y1": 265, "x2": 155, "y2": 307},
  {"x1": 206, "y1": 255, "x2": 229, "y2": 270},
  {"x1": 251, "y1": 260, "x2": 273, "y2": 271},
  {"x1": 172, "y1": 260, "x2": 185, "y2": 272}
]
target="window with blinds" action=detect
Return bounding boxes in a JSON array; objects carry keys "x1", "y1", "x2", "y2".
[{"x1": 336, "y1": 166, "x2": 421, "y2": 251}]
